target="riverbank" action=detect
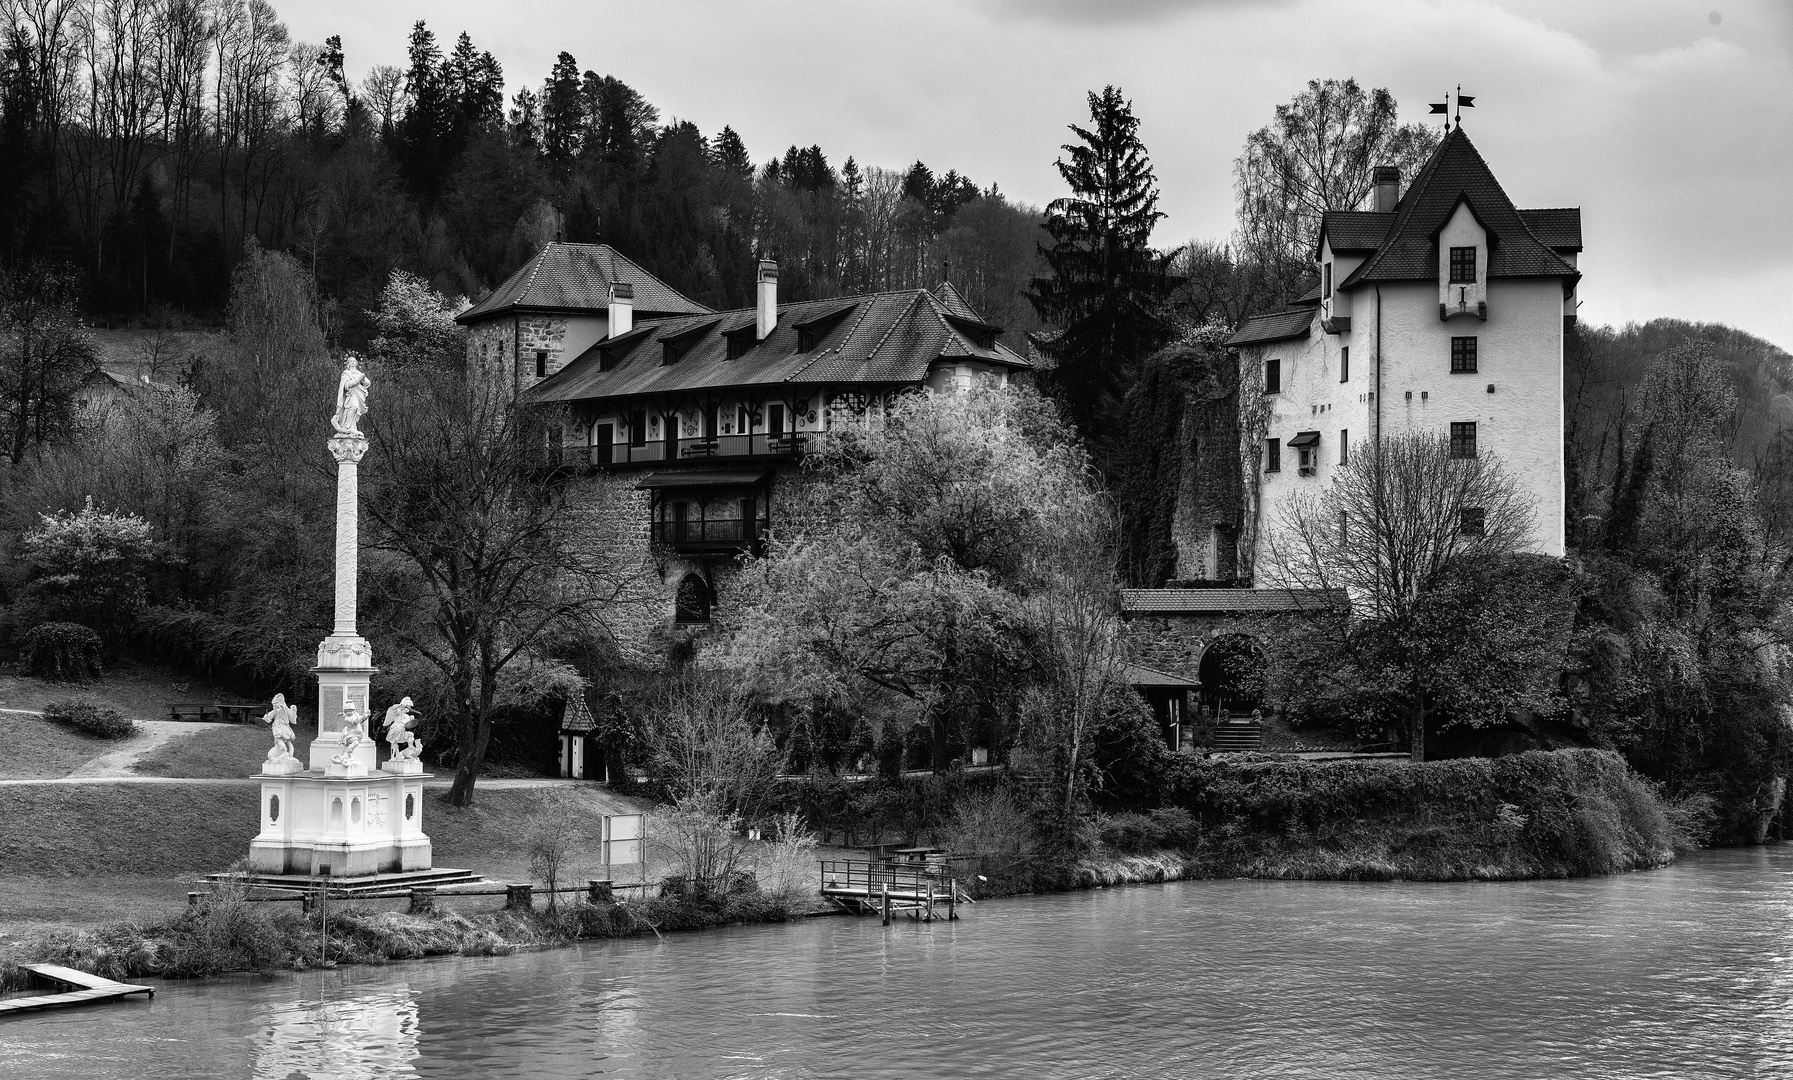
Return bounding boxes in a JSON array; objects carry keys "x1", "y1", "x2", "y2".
[
  {"x1": 0, "y1": 879, "x2": 808, "y2": 993},
  {"x1": 0, "y1": 748, "x2": 1696, "y2": 990}
]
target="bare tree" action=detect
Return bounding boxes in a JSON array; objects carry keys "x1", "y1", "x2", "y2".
[
  {"x1": 1234, "y1": 78, "x2": 1437, "y2": 300},
  {"x1": 0, "y1": 262, "x2": 100, "y2": 464},
  {"x1": 1259, "y1": 433, "x2": 1562, "y2": 760},
  {"x1": 626, "y1": 672, "x2": 786, "y2": 819},
  {"x1": 363, "y1": 367, "x2": 652, "y2": 807}
]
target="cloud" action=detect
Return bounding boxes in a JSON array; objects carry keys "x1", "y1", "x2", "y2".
[{"x1": 972, "y1": 0, "x2": 1291, "y2": 25}]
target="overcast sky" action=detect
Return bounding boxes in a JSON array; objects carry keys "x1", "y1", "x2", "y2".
[{"x1": 288, "y1": 0, "x2": 1793, "y2": 350}]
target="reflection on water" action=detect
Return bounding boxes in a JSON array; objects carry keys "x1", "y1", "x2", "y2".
[
  {"x1": 6, "y1": 846, "x2": 1793, "y2": 1078},
  {"x1": 253, "y1": 989, "x2": 420, "y2": 1079}
]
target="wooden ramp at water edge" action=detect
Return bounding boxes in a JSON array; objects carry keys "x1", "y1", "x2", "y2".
[{"x1": 0, "y1": 964, "x2": 155, "y2": 1016}]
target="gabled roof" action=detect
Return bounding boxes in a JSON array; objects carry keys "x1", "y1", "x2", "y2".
[
  {"x1": 933, "y1": 280, "x2": 980, "y2": 320},
  {"x1": 1338, "y1": 127, "x2": 1579, "y2": 290},
  {"x1": 1119, "y1": 588, "x2": 1346, "y2": 614},
  {"x1": 1293, "y1": 284, "x2": 1322, "y2": 306},
  {"x1": 561, "y1": 694, "x2": 595, "y2": 733},
  {"x1": 1319, "y1": 211, "x2": 1395, "y2": 255},
  {"x1": 1519, "y1": 208, "x2": 1582, "y2": 253},
  {"x1": 524, "y1": 288, "x2": 1030, "y2": 403},
  {"x1": 1224, "y1": 308, "x2": 1314, "y2": 348},
  {"x1": 457, "y1": 242, "x2": 714, "y2": 324}
]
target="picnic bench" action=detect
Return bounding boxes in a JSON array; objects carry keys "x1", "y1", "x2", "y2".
[{"x1": 167, "y1": 702, "x2": 256, "y2": 724}]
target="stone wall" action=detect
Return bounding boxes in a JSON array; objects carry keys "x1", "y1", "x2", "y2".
[
  {"x1": 559, "y1": 462, "x2": 816, "y2": 668},
  {"x1": 1120, "y1": 612, "x2": 1245, "y2": 681}
]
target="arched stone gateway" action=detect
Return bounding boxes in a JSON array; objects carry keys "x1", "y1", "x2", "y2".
[
  {"x1": 1196, "y1": 634, "x2": 1267, "y2": 713},
  {"x1": 1118, "y1": 586, "x2": 1346, "y2": 718}
]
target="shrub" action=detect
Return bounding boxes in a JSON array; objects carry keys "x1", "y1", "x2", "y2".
[
  {"x1": 43, "y1": 697, "x2": 134, "y2": 739},
  {"x1": 161, "y1": 879, "x2": 292, "y2": 976},
  {"x1": 757, "y1": 811, "x2": 819, "y2": 906},
  {"x1": 1096, "y1": 808, "x2": 1202, "y2": 855},
  {"x1": 1158, "y1": 748, "x2": 1677, "y2": 879},
  {"x1": 20, "y1": 622, "x2": 103, "y2": 682}
]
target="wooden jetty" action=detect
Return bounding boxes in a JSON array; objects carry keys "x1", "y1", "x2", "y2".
[
  {"x1": 0, "y1": 964, "x2": 154, "y2": 1016},
  {"x1": 819, "y1": 859, "x2": 963, "y2": 924}
]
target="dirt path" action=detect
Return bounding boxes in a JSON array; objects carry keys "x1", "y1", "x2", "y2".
[{"x1": 62, "y1": 720, "x2": 238, "y2": 778}]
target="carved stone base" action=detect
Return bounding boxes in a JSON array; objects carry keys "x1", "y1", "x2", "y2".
[
  {"x1": 261, "y1": 758, "x2": 306, "y2": 776},
  {"x1": 382, "y1": 759, "x2": 424, "y2": 775},
  {"x1": 326, "y1": 760, "x2": 370, "y2": 778}
]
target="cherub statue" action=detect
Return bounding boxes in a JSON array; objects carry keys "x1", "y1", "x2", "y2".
[
  {"x1": 262, "y1": 693, "x2": 299, "y2": 765},
  {"x1": 331, "y1": 354, "x2": 371, "y2": 436},
  {"x1": 383, "y1": 697, "x2": 425, "y2": 762},
  {"x1": 330, "y1": 704, "x2": 369, "y2": 767}
]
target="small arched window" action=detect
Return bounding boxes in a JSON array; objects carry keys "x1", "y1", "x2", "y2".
[{"x1": 675, "y1": 573, "x2": 712, "y2": 624}]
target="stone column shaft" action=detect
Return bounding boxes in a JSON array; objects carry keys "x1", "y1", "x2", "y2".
[{"x1": 334, "y1": 454, "x2": 358, "y2": 635}]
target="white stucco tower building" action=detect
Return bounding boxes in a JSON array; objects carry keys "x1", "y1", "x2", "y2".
[{"x1": 1227, "y1": 125, "x2": 1580, "y2": 571}]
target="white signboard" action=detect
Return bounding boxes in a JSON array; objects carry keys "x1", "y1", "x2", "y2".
[{"x1": 603, "y1": 813, "x2": 644, "y2": 867}]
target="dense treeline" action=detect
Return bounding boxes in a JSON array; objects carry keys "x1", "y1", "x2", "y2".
[{"x1": 0, "y1": 2, "x2": 1045, "y2": 345}]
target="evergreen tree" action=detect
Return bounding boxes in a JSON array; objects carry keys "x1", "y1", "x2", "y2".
[
  {"x1": 1028, "y1": 86, "x2": 1173, "y2": 447},
  {"x1": 397, "y1": 22, "x2": 450, "y2": 202},
  {"x1": 540, "y1": 52, "x2": 584, "y2": 178}
]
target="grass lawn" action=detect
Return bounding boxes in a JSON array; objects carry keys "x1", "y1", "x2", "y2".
[
  {"x1": 0, "y1": 710, "x2": 119, "y2": 780},
  {"x1": 0, "y1": 659, "x2": 256, "y2": 724},
  {"x1": 132, "y1": 717, "x2": 323, "y2": 778},
  {"x1": 0, "y1": 782, "x2": 725, "y2": 935}
]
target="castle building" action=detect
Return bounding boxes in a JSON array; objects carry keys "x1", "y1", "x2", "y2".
[
  {"x1": 469, "y1": 245, "x2": 1031, "y2": 651},
  {"x1": 1226, "y1": 126, "x2": 1581, "y2": 571}
]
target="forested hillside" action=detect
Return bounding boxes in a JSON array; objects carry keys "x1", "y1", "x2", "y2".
[{"x1": 0, "y1": 3, "x2": 1045, "y2": 346}]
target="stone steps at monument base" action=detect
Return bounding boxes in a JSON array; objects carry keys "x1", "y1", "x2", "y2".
[{"x1": 206, "y1": 867, "x2": 483, "y2": 895}]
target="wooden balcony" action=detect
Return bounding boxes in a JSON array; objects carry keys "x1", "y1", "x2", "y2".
[{"x1": 572, "y1": 433, "x2": 815, "y2": 469}]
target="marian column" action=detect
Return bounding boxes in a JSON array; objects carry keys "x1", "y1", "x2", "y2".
[
  {"x1": 250, "y1": 353, "x2": 433, "y2": 878},
  {"x1": 309, "y1": 354, "x2": 377, "y2": 775}
]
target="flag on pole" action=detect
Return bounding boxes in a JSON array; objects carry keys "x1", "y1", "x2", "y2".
[
  {"x1": 1428, "y1": 101, "x2": 1449, "y2": 114},
  {"x1": 1457, "y1": 94, "x2": 1476, "y2": 108}
]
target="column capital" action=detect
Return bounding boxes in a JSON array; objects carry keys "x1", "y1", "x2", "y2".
[{"x1": 328, "y1": 433, "x2": 369, "y2": 464}]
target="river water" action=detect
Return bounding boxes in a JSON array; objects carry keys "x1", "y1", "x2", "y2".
[{"x1": 7, "y1": 846, "x2": 1793, "y2": 1079}]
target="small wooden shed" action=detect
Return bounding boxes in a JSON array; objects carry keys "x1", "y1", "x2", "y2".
[
  {"x1": 558, "y1": 694, "x2": 605, "y2": 781},
  {"x1": 1124, "y1": 663, "x2": 1201, "y2": 751}
]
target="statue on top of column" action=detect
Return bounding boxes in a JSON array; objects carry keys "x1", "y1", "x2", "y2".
[{"x1": 332, "y1": 354, "x2": 371, "y2": 436}]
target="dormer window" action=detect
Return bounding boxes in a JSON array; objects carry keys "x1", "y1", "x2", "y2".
[
  {"x1": 1288, "y1": 430, "x2": 1320, "y2": 476},
  {"x1": 1449, "y1": 246, "x2": 1477, "y2": 284},
  {"x1": 725, "y1": 326, "x2": 755, "y2": 359}
]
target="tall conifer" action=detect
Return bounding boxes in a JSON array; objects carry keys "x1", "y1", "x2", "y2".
[{"x1": 1028, "y1": 85, "x2": 1172, "y2": 445}]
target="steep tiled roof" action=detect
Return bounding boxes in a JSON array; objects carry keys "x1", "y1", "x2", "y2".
[
  {"x1": 457, "y1": 242, "x2": 714, "y2": 324},
  {"x1": 1224, "y1": 308, "x2": 1314, "y2": 347},
  {"x1": 561, "y1": 694, "x2": 595, "y2": 733},
  {"x1": 524, "y1": 288, "x2": 1030, "y2": 403},
  {"x1": 1293, "y1": 284, "x2": 1322, "y2": 305},
  {"x1": 1319, "y1": 210, "x2": 1395, "y2": 254},
  {"x1": 1118, "y1": 588, "x2": 1345, "y2": 614},
  {"x1": 1122, "y1": 663, "x2": 1201, "y2": 689},
  {"x1": 1519, "y1": 208, "x2": 1582, "y2": 252},
  {"x1": 1338, "y1": 127, "x2": 1578, "y2": 289},
  {"x1": 933, "y1": 280, "x2": 979, "y2": 320}
]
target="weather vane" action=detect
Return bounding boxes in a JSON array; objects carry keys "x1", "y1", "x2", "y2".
[{"x1": 1430, "y1": 85, "x2": 1476, "y2": 131}]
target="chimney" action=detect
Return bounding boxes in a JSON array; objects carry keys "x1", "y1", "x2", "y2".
[
  {"x1": 608, "y1": 281, "x2": 633, "y2": 338},
  {"x1": 1373, "y1": 166, "x2": 1401, "y2": 213},
  {"x1": 756, "y1": 259, "x2": 778, "y2": 341}
]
